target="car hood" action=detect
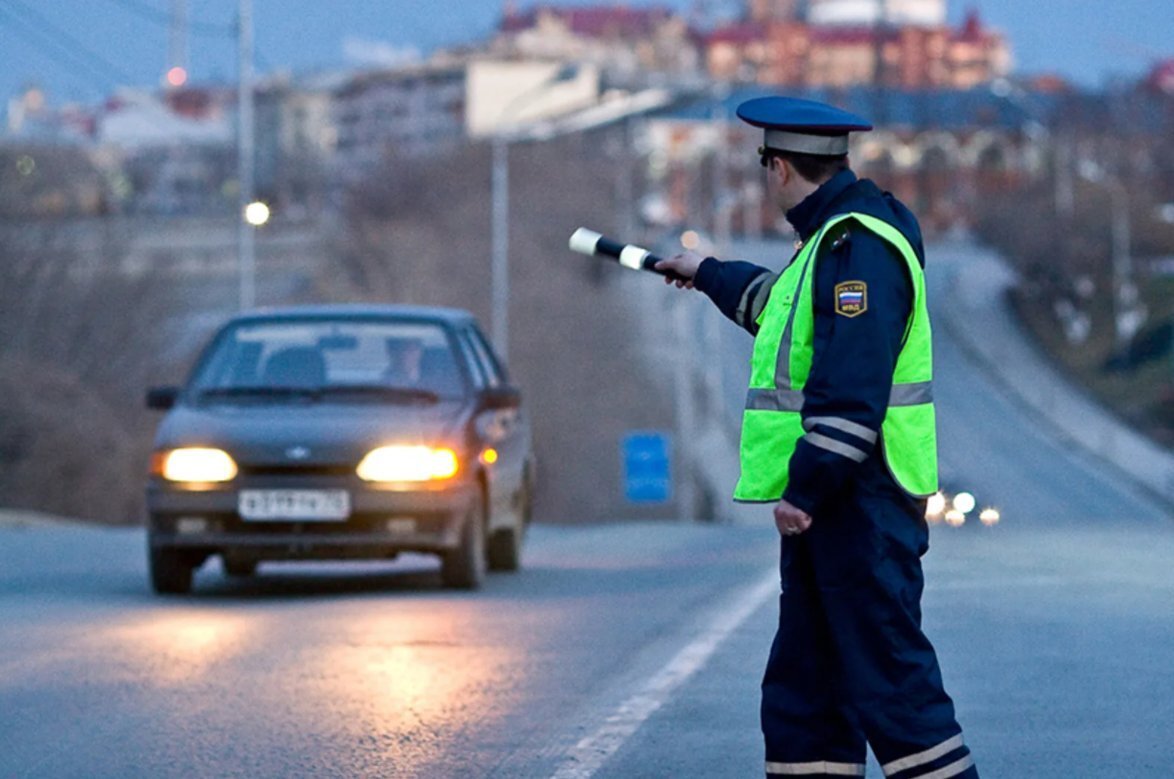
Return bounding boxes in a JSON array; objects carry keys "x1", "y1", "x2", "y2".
[{"x1": 153, "y1": 400, "x2": 472, "y2": 466}]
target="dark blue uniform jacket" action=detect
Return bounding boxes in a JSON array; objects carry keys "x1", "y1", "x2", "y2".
[{"x1": 694, "y1": 169, "x2": 927, "y2": 516}]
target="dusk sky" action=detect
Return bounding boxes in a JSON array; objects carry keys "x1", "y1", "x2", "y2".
[{"x1": 0, "y1": 0, "x2": 1170, "y2": 106}]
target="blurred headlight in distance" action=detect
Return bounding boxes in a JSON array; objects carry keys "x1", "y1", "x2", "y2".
[
  {"x1": 952, "y1": 491, "x2": 977, "y2": 514},
  {"x1": 944, "y1": 509, "x2": 966, "y2": 527},
  {"x1": 160, "y1": 448, "x2": 238, "y2": 482},
  {"x1": 980, "y1": 508, "x2": 1001, "y2": 526},
  {"x1": 357, "y1": 445, "x2": 459, "y2": 482},
  {"x1": 926, "y1": 492, "x2": 947, "y2": 517}
]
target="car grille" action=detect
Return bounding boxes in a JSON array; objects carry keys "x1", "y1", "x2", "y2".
[{"x1": 237, "y1": 464, "x2": 356, "y2": 477}]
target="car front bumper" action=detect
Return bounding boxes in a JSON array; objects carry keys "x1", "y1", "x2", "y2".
[{"x1": 147, "y1": 473, "x2": 476, "y2": 560}]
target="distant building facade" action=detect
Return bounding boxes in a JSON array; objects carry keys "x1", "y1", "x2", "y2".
[
  {"x1": 330, "y1": 62, "x2": 468, "y2": 182},
  {"x1": 642, "y1": 87, "x2": 1052, "y2": 236},
  {"x1": 493, "y1": 4, "x2": 701, "y2": 84},
  {"x1": 707, "y1": 2, "x2": 1011, "y2": 89}
]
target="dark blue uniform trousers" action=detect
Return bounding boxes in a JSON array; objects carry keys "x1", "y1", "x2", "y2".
[{"x1": 762, "y1": 489, "x2": 978, "y2": 779}]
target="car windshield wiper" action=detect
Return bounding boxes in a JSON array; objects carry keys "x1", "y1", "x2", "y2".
[
  {"x1": 316, "y1": 384, "x2": 441, "y2": 404},
  {"x1": 198, "y1": 386, "x2": 322, "y2": 401}
]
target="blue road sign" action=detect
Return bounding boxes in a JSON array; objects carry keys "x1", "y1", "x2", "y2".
[{"x1": 622, "y1": 431, "x2": 672, "y2": 504}]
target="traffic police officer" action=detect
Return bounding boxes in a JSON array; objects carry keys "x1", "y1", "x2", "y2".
[{"x1": 656, "y1": 96, "x2": 978, "y2": 779}]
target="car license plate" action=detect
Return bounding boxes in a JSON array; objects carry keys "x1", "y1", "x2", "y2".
[{"x1": 238, "y1": 490, "x2": 351, "y2": 522}]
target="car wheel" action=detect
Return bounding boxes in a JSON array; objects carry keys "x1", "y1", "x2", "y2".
[
  {"x1": 150, "y1": 547, "x2": 194, "y2": 594},
  {"x1": 222, "y1": 556, "x2": 257, "y2": 578},
  {"x1": 441, "y1": 495, "x2": 486, "y2": 590},
  {"x1": 487, "y1": 526, "x2": 521, "y2": 572},
  {"x1": 488, "y1": 488, "x2": 526, "y2": 573}
]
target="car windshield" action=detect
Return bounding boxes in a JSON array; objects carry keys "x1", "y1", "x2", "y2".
[{"x1": 188, "y1": 318, "x2": 468, "y2": 403}]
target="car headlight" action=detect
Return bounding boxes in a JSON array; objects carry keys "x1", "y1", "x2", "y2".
[
  {"x1": 357, "y1": 445, "x2": 459, "y2": 482},
  {"x1": 952, "y1": 491, "x2": 977, "y2": 514},
  {"x1": 926, "y1": 492, "x2": 947, "y2": 517},
  {"x1": 157, "y1": 447, "x2": 238, "y2": 483},
  {"x1": 980, "y1": 508, "x2": 1001, "y2": 526}
]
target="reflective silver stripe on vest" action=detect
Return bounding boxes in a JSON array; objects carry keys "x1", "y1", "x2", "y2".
[
  {"x1": 737, "y1": 271, "x2": 776, "y2": 332},
  {"x1": 803, "y1": 416, "x2": 878, "y2": 445},
  {"x1": 746, "y1": 388, "x2": 805, "y2": 412},
  {"x1": 773, "y1": 255, "x2": 815, "y2": 392},
  {"x1": 882, "y1": 735, "x2": 966, "y2": 777},
  {"x1": 804, "y1": 432, "x2": 869, "y2": 462},
  {"x1": 766, "y1": 760, "x2": 866, "y2": 776},
  {"x1": 890, "y1": 381, "x2": 933, "y2": 406},
  {"x1": 747, "y1": 384, "x2": 932, "y2": 413}
]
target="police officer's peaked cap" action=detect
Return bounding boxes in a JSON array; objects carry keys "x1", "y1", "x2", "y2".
[{"x1": 737, "y1": 96, "x2": 872, "y2": 157}]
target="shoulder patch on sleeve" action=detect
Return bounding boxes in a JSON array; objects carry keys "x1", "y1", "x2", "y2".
[{"x1": 834, "y1": 280, "x2": 867, "y2": 317}]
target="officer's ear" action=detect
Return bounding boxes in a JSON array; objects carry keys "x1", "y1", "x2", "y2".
[{"x1": 768, "y1": 155, "x2": 791, "y2": 186}]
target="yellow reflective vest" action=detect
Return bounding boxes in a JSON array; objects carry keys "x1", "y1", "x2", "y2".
[{"x1": 734, "y1": 212, "x2": 938, "y2": 502}]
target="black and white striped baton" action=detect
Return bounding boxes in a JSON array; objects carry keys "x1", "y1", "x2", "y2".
[{"x1": 568, "y1": 228, "x2": 689, "y2": 283}]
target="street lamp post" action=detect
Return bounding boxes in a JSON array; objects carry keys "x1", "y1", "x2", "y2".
[
  {"x1": 1079, "y1": 160, "x2": 1144, "y2": 350},
  {"x1": 491, "y1": 134, "x2": 510, "y2": 360},
  {"x1": 990, "y1": 78, "x2": 1072, "y2": 219},
  {"x1": 237, "y1": 0, "x2": 256, "y2": 311},
  {"x1": 489, "y1": 64, "x2": 581, "y2": 361}
]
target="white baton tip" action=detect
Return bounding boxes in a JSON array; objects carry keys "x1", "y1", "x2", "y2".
[
  {"x1": 619, "y1": 245, "x2": 650, "y2": 270},
  {"x1": 569, "y1": 227, "x2": 603, "y2": 256}
]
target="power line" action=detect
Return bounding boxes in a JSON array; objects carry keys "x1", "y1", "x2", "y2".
[
  {"x1": 86, "y1": 0, "x2": 278, "y2": 82},
  {"x1": 0, "y1": 0, "x2": 138, "y2": 85},
  {"x1": 0, "y1": 2, "x2": 133, "y2": 91},
  {"x1": 93, "y1": 0, "x2": 236, "y2": 37},
  {"x1": 0, "y1": 12, "x2": 109, "y2": 94}
]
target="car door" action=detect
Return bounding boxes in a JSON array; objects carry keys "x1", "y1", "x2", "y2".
[{"x1": 458, "y1": 326, "x2": 527, "y2": 533}]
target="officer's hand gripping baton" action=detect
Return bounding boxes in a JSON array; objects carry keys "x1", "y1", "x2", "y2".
[{"x1": 568, "y1": 228, "x2": 689, "y2": 283}]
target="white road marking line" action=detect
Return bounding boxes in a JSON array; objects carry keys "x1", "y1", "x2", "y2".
[{"x1": 549, "y1": 569, "x2": 779, "y2": 779}]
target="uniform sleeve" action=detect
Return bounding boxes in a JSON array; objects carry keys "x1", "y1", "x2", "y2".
[
  {"x1": 694, "y1": 258, "x2": 779, "y2": 335},
  {"x1": 781, "y1": 228, "x2": 914, "y2": 516}
]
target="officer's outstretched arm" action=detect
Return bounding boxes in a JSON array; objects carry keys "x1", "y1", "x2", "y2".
[{"x1": 657, "y1": 254, "x2": 776, "y2": 335}]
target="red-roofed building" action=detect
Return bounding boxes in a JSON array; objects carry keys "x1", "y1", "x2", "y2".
[
  {"x1": 1146, "y1": 58, "x2": 1174, "y2": 95},
  {"x1": 705, "y1": 6, "x2": 1010, "y2": 89}
]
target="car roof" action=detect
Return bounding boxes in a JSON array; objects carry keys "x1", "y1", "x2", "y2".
[{"x1": 227, "y1": 304, "x2": 478, "y2": 327}]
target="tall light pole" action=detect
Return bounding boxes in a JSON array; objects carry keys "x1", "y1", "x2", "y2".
[
  {"x1": 491, "y1": 132, "x2": 510, "y2": 359},
  {"x1": 991, "y1": 78, "x2": 1072, "y2": 219},
  {"x1": 489, "y1": 64, "x2": 580, "y2": 361},
  {"x1": 237, "y1": 0, "x2": 256, "y2": 310},
  {"x1": 1079, "y1": 160, "x2": 1143, "y2": 350}
]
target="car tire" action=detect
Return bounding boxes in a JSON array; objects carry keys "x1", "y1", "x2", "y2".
[
  {"x1": 488, "y1": 487, "x2": 527, "y2": 573},
  {"x1": 487, "y1": 525, "x2": 521, "y2": 572},
  {"x1": 441, "y1": 495, "x2": 486, "y2": 590},
  {"x1": 222, "y1": 556, "x2": 257, "y2": 578},
  {"x1": 150, "y1": 547, "x2": 194, "y2": 595}
]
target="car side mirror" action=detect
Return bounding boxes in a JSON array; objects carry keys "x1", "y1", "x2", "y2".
[
  {"x1": 481, "y1": 385, "x2": 521, "y2": 411},
  {"x1": 146, "y1": 386, "x2": 181, "y2": 411}
]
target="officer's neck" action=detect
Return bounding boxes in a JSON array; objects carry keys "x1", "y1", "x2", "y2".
[{"x1": 785, "y1": 169, "x2": 858, "y2": 241}]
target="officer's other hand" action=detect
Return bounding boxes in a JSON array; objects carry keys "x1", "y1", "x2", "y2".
[
  {"x1": 774, "y1": 500, "x2": 812, "y2": 536},
  {"x1": 655, "y1": 251, "x2": 704, "y2": 289}
]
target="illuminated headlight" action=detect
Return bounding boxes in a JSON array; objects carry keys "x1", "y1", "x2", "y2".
[
  {"x1": 980, "y1": 508, "x2": 1001, "y2": 526},
  {"x1": 944, "y1": 509, "x2": 966, "y2": 527},
  {"x1": 357, "y1": 445, "x2": 459, "y2": 482},
  {"x1": 952, "y1": 491, "x2": 977, "y2": 514},
  {"x1": 159, "y1": 448, "x2": 238, "y2": 483},
  {"x1": 926, "y1": 492, "x2": 947, "y2": 518}
]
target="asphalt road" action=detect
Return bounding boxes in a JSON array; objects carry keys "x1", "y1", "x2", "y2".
[{"x1": 2, "y1": 241, "x2": 1173, "y2": 778}]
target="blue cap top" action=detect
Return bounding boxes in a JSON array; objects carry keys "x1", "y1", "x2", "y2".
[{"x1": 736, "y1": 96, "x2": 872, "y2": 156}]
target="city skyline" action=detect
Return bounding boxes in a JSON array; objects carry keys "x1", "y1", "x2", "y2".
[{"x1": 0, "y1": 0, "x2": 1170, "y2": 109}]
